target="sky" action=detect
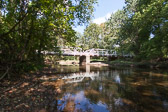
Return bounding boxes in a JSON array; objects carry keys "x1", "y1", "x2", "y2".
[{"x1": 73, "y1": 0, "x2": 126, "y2": 34}]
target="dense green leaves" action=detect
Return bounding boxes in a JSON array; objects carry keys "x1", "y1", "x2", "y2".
[
  {"x1": 121, "y1": 0, "x2": 168, "y2": 60},
  {"x1": 0, "y1": 0, "x2": 97, "y2": 79},
  {"x1": 83, "y1": 23, "x2": 102, "y2": 49},
  {"x1": 78, "y1": 0, "x2": 168, "y2": 61},
  {"x1": 102, "y1": 0, "x2": 168, "y2": 60}
]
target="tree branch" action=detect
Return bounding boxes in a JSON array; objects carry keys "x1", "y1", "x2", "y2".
[
  {"x1": 0, "y1": 67, "x2": 9, "y2": 80},
  {"x1": 0, "y1": 13, "x2": 28, "y2": 39}
]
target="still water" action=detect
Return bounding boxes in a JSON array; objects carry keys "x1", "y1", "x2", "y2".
[{"x1": 54, "y1": 65, "x2": 168, "y2": 112}]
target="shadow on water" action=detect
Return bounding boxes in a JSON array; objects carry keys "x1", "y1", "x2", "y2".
[{"x1": 1, "y1": 64, "x2": 168, "y2": 112}]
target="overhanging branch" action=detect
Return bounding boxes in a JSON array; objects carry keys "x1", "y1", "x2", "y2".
[{"x1": 0, "y1": 13, "x2": 28, "y2": 39}]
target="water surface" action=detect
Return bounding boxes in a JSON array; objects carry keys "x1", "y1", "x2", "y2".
[{"x1": 54, "y1": 65, "x2": 168, "y2": 112}]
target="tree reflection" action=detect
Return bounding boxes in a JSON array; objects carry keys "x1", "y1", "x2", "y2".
[{"x1": 56, "y1": 67, "x2": 168, "y2": 112}]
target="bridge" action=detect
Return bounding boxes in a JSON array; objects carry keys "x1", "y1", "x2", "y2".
[
  {"x1": 44, "y1": 47, "x2": 132, "y2": 57},
  {"x1": 42, "y1": 47, "x2": 133, "y2": 65}
]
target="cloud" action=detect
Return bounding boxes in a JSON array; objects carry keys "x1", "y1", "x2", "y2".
[{"x1": 93, "y1": 10, "x2": 117, "y2": 25}]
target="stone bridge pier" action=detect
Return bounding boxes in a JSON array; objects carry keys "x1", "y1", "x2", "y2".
[{"x1": 79, "y1": 55, "x2": 90, "y2": 65}]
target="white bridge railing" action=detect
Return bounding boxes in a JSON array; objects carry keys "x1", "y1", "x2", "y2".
[
  {"x1": 61, "y1": 48, "x2": 117, "y2": 56},
  {"x1": 42, "y1": 47, "x2": 133, "y2": 57}
]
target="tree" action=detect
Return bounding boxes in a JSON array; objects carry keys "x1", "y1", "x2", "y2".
[
  {"x1": 75, "y1": 32, "x2": 85, "y2": 48},
  {"x1": 104, "y1": 10, "x2": 128, "y2": 51},
  {"x1": 83, "y1": 23, "x2": 102, "y2": 49},
  {"x1": 117, "y1": 0, "x2": 168, "y2": 60},
  {"x1": 0, "y1": 0, "x2": 97, "y2": 79}
]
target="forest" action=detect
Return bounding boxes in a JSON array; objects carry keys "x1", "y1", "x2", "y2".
[
  {"x1": 0, "y1": 0, "x2": 168, "y2": 79},
  {"x1": 77, "y1": 0, "x2": 168, "y2": 61}
]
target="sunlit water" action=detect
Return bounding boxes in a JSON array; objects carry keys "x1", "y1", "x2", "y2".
[{"x1": 54, "y1": 65, "x2": 168, "y2": 112}]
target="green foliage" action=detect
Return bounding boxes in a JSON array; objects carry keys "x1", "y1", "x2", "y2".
[
  {"x1": 0, "y1": 0, "x2": 97, "y2": 79},
  {"x1": 75, "y1": 32, "x2": 85, "y2": 48},
  {"x1": 104, "y1": 10, "x2": 128, "y2": 51},
  {"x1": 116, "y1": 0, "x2": 168, "y2": 60},
  {"x1": 83, "y1": 23, "x2": 102, "y2": 49},
  {"x1": 75, "y1": 0, "x2": 168, "y2": 61}
]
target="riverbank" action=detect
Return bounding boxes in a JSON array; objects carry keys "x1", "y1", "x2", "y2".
[
  {"x1": 0, "y1": 66, "x2": 64, "y2": 112},
  {"x1": 47, "y1": 59, "x2": 168, "y2": 69},
  {"x1": 108, "y1": 59, "x2": 168, "y2": 69}
]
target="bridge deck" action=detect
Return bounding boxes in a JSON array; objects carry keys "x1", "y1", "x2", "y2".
[{"x1": 43, "y1": 48, "x2": 133, "y2": 57}]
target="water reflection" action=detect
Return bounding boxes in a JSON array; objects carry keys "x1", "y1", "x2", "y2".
[
  {"x1": 57, "y1": 91, "x2": 109, "y2": 112},
  {"x1": 54, "y1": 65, "x2": 168, "y2": 112}
]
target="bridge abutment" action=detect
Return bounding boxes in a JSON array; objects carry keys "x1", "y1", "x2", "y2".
[{"x1": 79, "y1": 55, "x2": 90, "y2": 65}]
